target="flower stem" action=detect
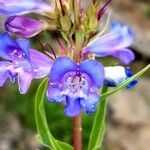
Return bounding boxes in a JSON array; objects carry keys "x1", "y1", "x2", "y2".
[{"x1": 72, "y1": 115, "x2": 82, "y2": 150}]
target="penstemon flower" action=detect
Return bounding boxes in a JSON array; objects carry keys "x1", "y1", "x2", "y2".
[
  {"x1": 0, "y1": 0, "x2": 138, "y2": 116},
  {"x1": 0, "y1": 0, "x2": 53, "y2": 15},
  {"x1": 5, "y1": 16, "x2": 48, "y2": 38},
  {"x1": 0, "y1": 0, "x2": 149, "y2": 149},
  {"x1": 83, "y1": 22, "x2": 135, "y2": 65},
  {"x1": 45, "y1": 19, "x2": 137, "y2": 117},
  {"x1": 0, "y1": 32, "x2": 52, "y2": 94},
  {"x1": 47, "y1": 57, "x2": 104, "y2": 117},
  {"x1": 104, "y1": 66, "x2": 138, "y2": 89}
]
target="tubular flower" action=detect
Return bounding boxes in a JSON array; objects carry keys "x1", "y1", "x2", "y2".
[
  {"x1": 0, "y1": 0, "x2": 137, "y2": 117},
  {"x1": 104, "y1": 66, "x2": 138, "y2": 89},
  {"x1": 45, "y1": 22, "x2": 137, "y2": 117},
  {"x1": 5, "y1": 16, "x2": 47, "y2": 38},
  {"x1": 0, "y1": 32, "x2": 52, "y2": 94},
  {"x1": 47, "y1": 57, "x2": 104, "y2": 117},
  {"x1": 0, "y1": 0, "x2": 53, "y2": 15},
  {"x1": 84, "y1": 22, "x2": 135, "y2": 64}
]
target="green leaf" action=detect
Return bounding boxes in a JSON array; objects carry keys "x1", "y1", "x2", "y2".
[
  {"x1": 60, "y1": 16, "x2": 71, "y2": 32},
  {"x1": 56, "y1": 140, "x2": 73, "y2": 150},
  {"x1": 75, "y1": 31, "x2": 85, "y2": 46},
  {"x1": 89, "y1": 15, "x2": 98, "y2": 31},
  {"x1": 61, "y1": 32, "x2": 69, "y2": 43},
  {"x1": 88, "y1": 11, "x2": 111, "y2": 45},
  {"x1": 35, "y1": 78, "x2": 73, "y2": 150},
  {"x1": 88, "y1": 65, "x2": 149, "y2": 150},
  {"x1": 88, "y1": 86, "x2": 109, "y2": 150},
  {"x1": 101, "y1": 64, "x2": 150, "y2": 100}
]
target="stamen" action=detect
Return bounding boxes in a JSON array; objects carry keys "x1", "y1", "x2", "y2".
[{"x1": 10, "y1": 49, "x2": 25, "y2": 58}]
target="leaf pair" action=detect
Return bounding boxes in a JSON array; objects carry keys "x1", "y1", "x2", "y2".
[{"x1": 35, "y1": 64, "x2": 149, "y2": 150}]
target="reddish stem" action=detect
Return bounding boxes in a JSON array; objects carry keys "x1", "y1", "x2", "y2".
[{"x1": 72, "y1": 115, "x2": 82, "y2": 150}]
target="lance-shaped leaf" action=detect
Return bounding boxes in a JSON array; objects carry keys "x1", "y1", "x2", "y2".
[
  {"x1": 88, "y1": 86, "x2": 108, "y2": 150},
  {"x1": 101, "y1": 64, "x2": 150, "y2": 100},
  {"x1": 88, "y1": 64, "x2": 150, "y2": 150},
  {"x1": 35, "y1": 78, "x2": 73, "y2": 150}
]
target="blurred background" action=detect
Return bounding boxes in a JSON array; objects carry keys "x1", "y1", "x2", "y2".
[{"x1": 0, "y1": 0, "x2": 150, "y2": 150}]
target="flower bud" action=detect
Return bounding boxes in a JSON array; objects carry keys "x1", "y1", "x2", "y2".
[{"x1": 5, "y1": 16, "x2": 46, "y2": 38}]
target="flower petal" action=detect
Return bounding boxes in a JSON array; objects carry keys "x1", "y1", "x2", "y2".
[
  {"x1": 125, "y1": 67, "x2": 138, "y2": 89},
  {"x1": 29, "y1": 49, "x2": 53, "y2": 78},
  {"x1": 0, "y1": 32, "x2": 21, "y2": 60},
  {"x1": 50, "y1": 57, "x2": 78, "y2": 83},
  {"x1": 65, "y1": 96, "x2": 82, "y2": 117},
  {"x1": 5, "y1": 16, "x2": 45, "y2": 38},
  {"x1": 104, "y1": 66, "x2": 138, "y2": 88},
  {"x1": 80, "y1": 92, "x2": 99, "y2": 115},
  {"x1": 110, "y1": 21, "x2": 122, "y2": 32},
  {"x1": 0, "y1": 61, "x2": 12, "y2": 86},
  {"x1": 111, "y1": 48, "x2": 135, "y2": 64},
  {"x1": 80, "y1": 59, "x2": 104, "y2": 88},
  {"x1": 47, "y1": 85, "x2": 65, "y2": 103},
  {"x1": 104, "y1": 66, "x2": 127, "y2": 87},
  {"x1": 16, "y1": 38, "x2": 30, "y2": 59},
  {"x1": 18, "y1": 70, "x2": 33, "y2": 94},
  {"x1": 84, "y1": 22, "x2": 134, "y2": 64},
  {"x1": 0, "y1": 0, "x2": 53, "y2": 15}
]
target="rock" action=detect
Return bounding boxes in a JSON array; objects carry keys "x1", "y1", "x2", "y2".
[
  {"x1": 0, "y1": 115, "x2": 40, "y2": 150},
  {"x1": 105, "y1": 79, "x2": 150, "y2": 150}
]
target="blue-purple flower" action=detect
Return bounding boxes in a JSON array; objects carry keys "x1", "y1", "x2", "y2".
[
  {"x1": 5, "y1": 16, "x2": 47, "y2": 38},
  {"x1": 0, "y1": 0, "x2": 138, "y2": 119},
  {"x1": 104, "y1": 66, "x2": 138, "y2": 89},
  {"x1": 47, "y1": 57, "x2": 104, "y2": 117},
  {"x1": 0, "y1": 0, "x2": 53, "y2": 15},
  {"x1": 84, "y1": 22, "x2": 135, "y2": 64},
  {"x1": 0, "y1": 32, "x2": 52, "y2": 94},
  {"x1": 45, "y1": 21, "x2": 138, "y2": 117}
]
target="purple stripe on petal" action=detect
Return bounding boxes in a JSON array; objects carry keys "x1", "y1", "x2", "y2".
[
  {"x1": 47, "y1": 85, "x2": 65, "y2": 103},
  {"x1": 0, "y1": 32, "x2": 21, "y2": 60},
  {"x1": 29, "y1": 49, "x2": 53, "y2": 78},
  {"x1": 18, "y1": 70, "x2": 33, "y2": 94},
  {"x1": 0, "y1": 61, "x2": 12, "y2": 86},
  {"x1": 16, "y1": 38, "x2": 30, "y2": 59},
  {"x1": 85, "y1": 27, "x2": 133, "y2": 53},
  {"x1": 80, "y1": 92, "x2": 99, "y2": 114},
  {"x1": 50, "y1": 57, "x2": 78, "y2": 83},
  {"x1": 65, "y1": 96, "x2": 82, "y2": 117},
  {"x1": 84, "y1": 22, "x2": 134, "y2": 64},
  {"x1": 80, "y1": 59, "x2": 104, "y2": 88}
]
